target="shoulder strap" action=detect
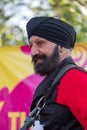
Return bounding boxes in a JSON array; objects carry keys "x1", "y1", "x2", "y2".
[
  {"x1": 44, "y1": 64, "x2": 77, "y2": 99},
  {"x1": 52, "y1": 64, "x2": 77, "y2": 86}
]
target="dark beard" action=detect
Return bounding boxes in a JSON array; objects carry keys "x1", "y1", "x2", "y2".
[{"x1": 32, "y1": 46, "x2": 60, "y2": 76}]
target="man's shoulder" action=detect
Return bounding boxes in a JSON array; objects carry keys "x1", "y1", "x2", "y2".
[{"x1": 60, "y1": 67, "x2": 87, "y2": 84}]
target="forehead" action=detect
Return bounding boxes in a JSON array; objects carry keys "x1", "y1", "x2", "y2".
[{"x1": 29, "y1": 35, "x2": 56, "y2": 46}]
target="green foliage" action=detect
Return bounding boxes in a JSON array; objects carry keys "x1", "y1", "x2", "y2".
[
  {"x1": 0, "y1": 0, "x2": 87, "y2": 46},
  {"x1": 0, "y1": 0, "x2": 27, "y2": 46},
  {"x1": 48, "y1": 0, "x2": 87, "y2": 42}
]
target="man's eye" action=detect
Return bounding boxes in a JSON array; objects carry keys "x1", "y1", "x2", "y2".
[{"x1": 38, "y1": 42, "x2": 43, "y2": 46}]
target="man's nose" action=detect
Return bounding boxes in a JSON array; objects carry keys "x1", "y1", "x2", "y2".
[{"x1": 31, "y1": 46, "x2": 39, "y2": 56}]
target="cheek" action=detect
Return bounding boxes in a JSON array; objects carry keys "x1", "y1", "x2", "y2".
[
  {"x1": 41, "y1": 50, "x2": 52, "y2": 57},
  {"x1": 44, "y1": 46, "x2": 56, "y2": 56},
  {"x1": 39, "y1": 42, "x2": 57, "y2": 56}
]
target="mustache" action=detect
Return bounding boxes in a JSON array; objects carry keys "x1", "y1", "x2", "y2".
[{"x1": 32, "y1": 54, "x2": 47, "y2": 63}]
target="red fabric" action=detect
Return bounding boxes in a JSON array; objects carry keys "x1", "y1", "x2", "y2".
[{"x1": 56, "y1": 69, "x2": 87, "y2": 130}]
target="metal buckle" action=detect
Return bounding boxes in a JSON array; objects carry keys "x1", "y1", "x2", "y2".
[{"x1": 29, "y1": 96, "x2": 46, "y2": 119}]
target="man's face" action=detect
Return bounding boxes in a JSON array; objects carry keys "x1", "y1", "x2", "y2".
[{"x1": 29, "y1": 36, "x2": 60, "y2": 75}]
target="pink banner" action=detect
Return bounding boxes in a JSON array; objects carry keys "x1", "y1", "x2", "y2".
[{"x1": 0, "y1": 43, "x2": 87, "y2": 130}]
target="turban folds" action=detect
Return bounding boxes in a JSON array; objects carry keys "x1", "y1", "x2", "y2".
[{"x1": 26, "y1": 16, "x2": 76, "y2": 49}]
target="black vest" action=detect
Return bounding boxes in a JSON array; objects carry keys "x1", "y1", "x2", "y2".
[{"x1": 31, "y1": 58, "x2": 85, "y2": 130}]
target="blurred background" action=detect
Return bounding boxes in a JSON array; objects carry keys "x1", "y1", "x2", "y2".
[{"x1": 0, "y1": 0, "x2": 87, "y2": 46}]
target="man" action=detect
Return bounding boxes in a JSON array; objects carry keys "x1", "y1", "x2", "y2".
[{"x1": 26, "y1": 17, "x2": 87, "y2": 130}]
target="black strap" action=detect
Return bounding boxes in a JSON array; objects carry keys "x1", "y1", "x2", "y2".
[
  {"x1": 52, "y1": 64, "x2": 76, "y2": 85},
  {"x1": 44, "y1": 64, "x2": 77, "y2": 100}
]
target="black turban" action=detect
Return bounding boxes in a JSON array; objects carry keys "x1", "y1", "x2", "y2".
[{"x1": 26, "y1": 16, "x2": 76, "y2": 49}]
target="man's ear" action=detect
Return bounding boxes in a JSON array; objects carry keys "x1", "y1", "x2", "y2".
[
  {"x1": 59, "y1": 46, "x2": 66, "y2": 56},
  {"x1": 59, "y1": 46, "x2": 71, "y2": 59}
]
